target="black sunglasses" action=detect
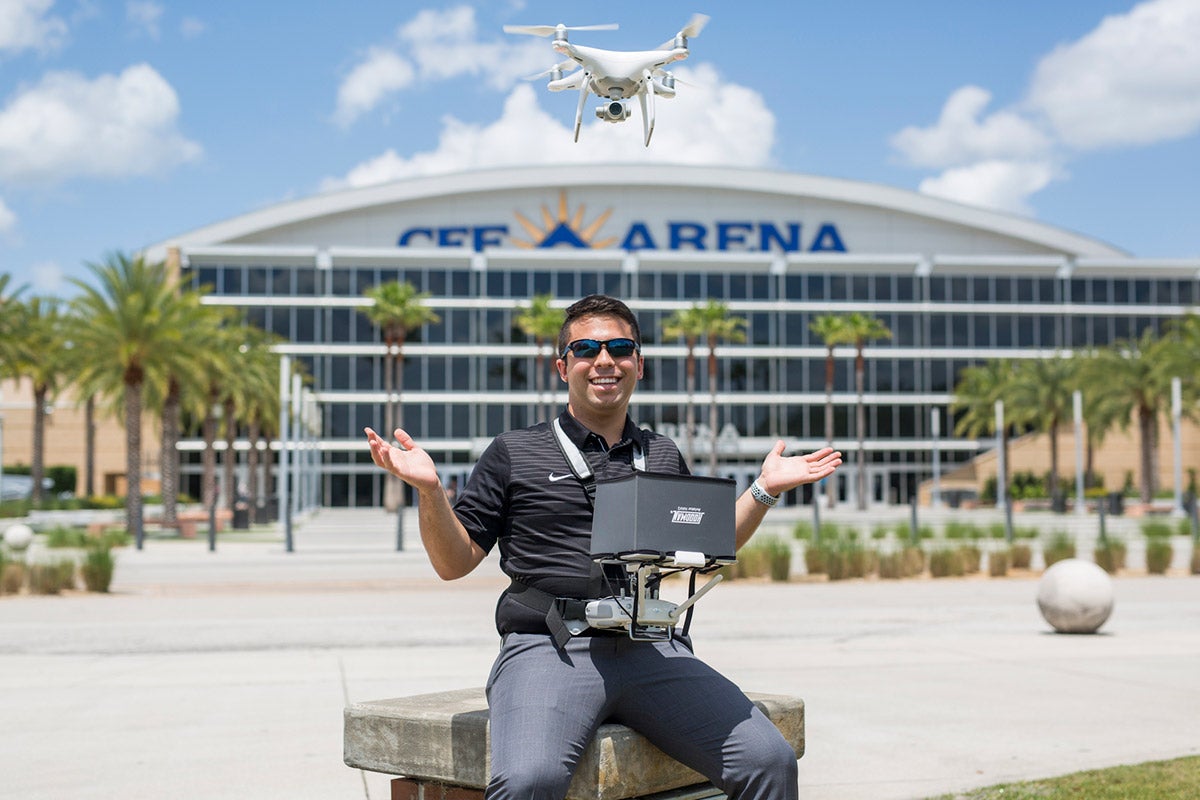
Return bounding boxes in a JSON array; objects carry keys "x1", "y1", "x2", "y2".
[{"x1": 560, "y1": 338, "x2": 640, "y2": 359}]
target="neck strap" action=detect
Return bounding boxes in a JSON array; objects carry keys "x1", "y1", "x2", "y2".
[{"x1": 552, "y1": 417, "x2": 646, "y2": 498}]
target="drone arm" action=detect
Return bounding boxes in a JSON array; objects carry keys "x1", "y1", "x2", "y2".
[
  {"x1": 574, "y1": 75, "x2": 590, "y2": 142},
  {"x1": 639, "y1": 69, "x2": 656, "y2": 147}
]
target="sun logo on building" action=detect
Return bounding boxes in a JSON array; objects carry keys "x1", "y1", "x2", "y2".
[{"x1": 510, "y1": 191, "x2": 617, "y2": 249}]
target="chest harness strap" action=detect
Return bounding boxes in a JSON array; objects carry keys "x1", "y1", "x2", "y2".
[{"x1": 507, "y1": 420, "x2": 646, "y2": 648}]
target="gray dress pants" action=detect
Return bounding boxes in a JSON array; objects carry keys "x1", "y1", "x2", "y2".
[{"x1": 483, "y1": 632, "x2": 799, "y2": 800}]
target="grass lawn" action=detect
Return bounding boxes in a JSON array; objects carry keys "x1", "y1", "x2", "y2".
[{"x1": 931, "y1": 755, "x2": 1200, "y2": 799}]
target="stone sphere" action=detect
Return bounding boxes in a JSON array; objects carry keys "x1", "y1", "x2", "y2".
[
  {"x1": 1037, "y1": 558, "x2": 1114, "y2": 634},
  {"x1": 3, "y1": 523, "x2": 35, "y2": 552}
]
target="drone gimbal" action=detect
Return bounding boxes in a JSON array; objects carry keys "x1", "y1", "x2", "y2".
[{"x1": 582, "y1": 550, "x2": 730, "y2": 641}]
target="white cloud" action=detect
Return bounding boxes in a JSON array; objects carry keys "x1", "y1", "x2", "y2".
[
  {"x1": 324, "y1": 64, "x2": 774, "y2": 190},
  {"x1": 334, "y1": 47, "x2": 416, "y2": 127},
  {"x1": 125, "y1": 0, "x2": 162, "y2": 39},
  {"x1": 0, "y1": 0, "x2": 68, "y2": 54},
  {"x1": 1027, "y1": 0, "x2": 1200, "y2": 149},
  {"x1": 333, "y1": 4, "x2": 547, "y2": 127},
  {"x1": 917, "y1": 160, "x2": 1062, "y2": 216},
  {"x1": 180, "y1": 16, "x2": 206, "y2": 39},
  {"x1": 890, "y1": 86, "x2": 1053, "y2": 169},
  {"x1": 398, "y1": 6, "x2": 546, "y2": 88},
  {"x1": 0, "y1": 196, "x2": 15, "y2": 232},
  {"x1": 0, "y1": 63, "x2": 202, "y2": 185},
  {"x1": 891, "y1": 0, "x2": 1200, "y2": 214}
]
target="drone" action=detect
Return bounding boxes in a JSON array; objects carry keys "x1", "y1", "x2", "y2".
[{"x1": 504, "y1": 14, "x2": 710, "y2": 147}]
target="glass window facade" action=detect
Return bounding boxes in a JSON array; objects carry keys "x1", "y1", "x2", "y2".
[{"x1": 180, "y1": 250, "x2": 1199, "y2": 509}]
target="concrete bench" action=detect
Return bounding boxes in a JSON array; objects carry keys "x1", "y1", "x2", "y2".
[{"x1": 344, "y1": 687, "x2": 804, "y2": 800}]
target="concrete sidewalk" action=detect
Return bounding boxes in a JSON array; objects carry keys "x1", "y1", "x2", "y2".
[{"x1": 2, "y1": 508, "x2": 1198, "y2": 799}]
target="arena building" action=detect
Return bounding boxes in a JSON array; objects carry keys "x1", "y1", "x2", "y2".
[{"x1": 139, "y1": 164, "x2": 1200, "y2": 510}]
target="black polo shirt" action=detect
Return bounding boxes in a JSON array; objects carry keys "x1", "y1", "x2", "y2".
[{"x1": 453, "y1": 411, "x2": 688, "y2": 635}]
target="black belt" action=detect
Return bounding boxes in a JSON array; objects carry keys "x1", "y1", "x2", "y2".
[{"x1": 504, "y1": 579, "x2": 604, "y2": 648}]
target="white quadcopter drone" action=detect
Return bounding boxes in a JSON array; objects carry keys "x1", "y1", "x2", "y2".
[{"x1": 504, "y1": 13, "x2": 710, "y2": 146}]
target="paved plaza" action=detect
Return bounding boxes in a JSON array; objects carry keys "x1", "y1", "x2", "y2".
[{"x1": 2, "y1": 508, "x2": 1199, "y2": 799}]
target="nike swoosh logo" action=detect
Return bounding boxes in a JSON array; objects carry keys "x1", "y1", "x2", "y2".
[{"x1": 548, "y1": 473, "x2": 574, "y2": 482}]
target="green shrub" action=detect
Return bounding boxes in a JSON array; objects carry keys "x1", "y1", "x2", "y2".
[
  {"x1": 877, "y1": 550, "x2": 904, "y2": 579},
  {"x1": 1094, "y1": 538, "x2": 1127, "y2": 574},
  {"x1": 27, "y1": 559, "x2": 75, "y2": 594},
  {"x1": 81, "y1": 545, "x2": 116, "y2": 592},
  {"x1": 1191, "y1": 546, "x2": 1200, "y2": 576},
  {"x1": 902, "y1": 546, "x2": 926, "y2": 577},
  {"x1": 803, "y1": 545, "x2": 826, "y2": 576},
  {"x1": 1043, "y1": 533, "x2": 1076, "y2": 567},
  {"x1": 1, "y1": 562, "x2": 24, "y2": 593},
  {"x1": 1010, "y1": 543, "x2": 1033, "y2": 569},
  {"x1": 1145, "y1": 539, "x2": 1173, "y2": 575},
  {"x1": 960, "y1": 545, "x2": 982, "y2": 574},
  {"x1": 1142, "y1": 520, "x2": 1174, "y2": 539},
  {"x1": 929, "y1": 548, "x2": 966, "y2": 578},
  {"x1": 46, "y1": 527, "x2": 88, "y2": 548},
  {"x1": 988, "y1": 549, "x2": 1010, "y2": 577},
  {"x1": 741, "y1": 537, "x2": 791, "y2": 582},
  {"x1": 945, "y1": 521, "x2": 983, "y2": 541},
  {"x1": 870, "y1": 524, "x2": 889, "y2": 541},
  {"x1": 792, "y1": 521, "x2": 814, "y2": 541}
]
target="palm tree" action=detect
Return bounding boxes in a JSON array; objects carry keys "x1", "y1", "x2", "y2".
[
  {"x1": 662, "y1": 305, "x2": 707, "y2": 468},
  {"x1": 151, "y1": 294, "x2": 222, "y2": 526},
  {"x1": 515, "y1": 294, "x2": 564, "y2": 424},
  {"x1": 1008, "y1": 354, "x2": 1078, "y2": 503},
  {"x1": 809, "y1": 314, "x2": 851, "y2": 508},
  {"x1": 361, "y1": 281, "x2": 439, "y2": 549},
  {"x1": 952, "y1": 358, "x2": 1018, "y2": 503},
  {"x1": 68, "y1": 253, "x2": 191, "y2": 549},
  {"x1": 1086, "y1": 329, "x2": 1176, "y2": 503},
  {"x1": 841, "y1": 313, "x2": 892, "y2": 510},
  {"x1": 12, "y1": 296, "x2": 70, "y2": 504},
  {"x1": 1072, "y1": 351, "x2": 1130, "y2": 489},
  {"x1": 232, "y1": 327, "x2": 284, "y2": 524},
  {"x1": 0, "y1": 274, "x2": 27, "y2": 372},
  {"x1": 664, "y1": 301, "x2": 746, "y2": 474}
]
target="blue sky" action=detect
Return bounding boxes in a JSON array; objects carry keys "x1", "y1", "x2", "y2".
[{"x1": 2, "y1": 0, "x2": 1198, "y2": 297}]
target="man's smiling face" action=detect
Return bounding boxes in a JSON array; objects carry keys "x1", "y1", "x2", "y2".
[{"x1": 556, "y1": 315, "x2": 643, "y2": 428}]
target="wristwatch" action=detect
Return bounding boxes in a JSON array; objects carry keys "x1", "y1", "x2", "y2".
[{"x1": 750, "y1": 478, "x2": 780, "y2": 507}]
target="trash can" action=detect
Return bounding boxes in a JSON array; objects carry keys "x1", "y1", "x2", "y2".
[
  {"x1": 233, "y1": 493, "x2": 250, "y2": 529},
  {"x1": 1051, "y1": 491, "x2": 1067, "y2": 514},
  {"x1": 1106, "y1": 492, "x2": 1124, "y2": 516}
]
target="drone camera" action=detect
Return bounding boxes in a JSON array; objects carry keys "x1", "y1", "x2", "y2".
[{"x1": 596, "y1": 100, "x2": 631, "y2": 123}]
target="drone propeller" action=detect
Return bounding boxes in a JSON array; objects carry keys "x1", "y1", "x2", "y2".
[
  {"x1": 656, "y1": 13, "x2": 710, "y2": 49},
  {"x1": 524, "y1": 59, "x2": 577, "y2": 81},
  {"x1": 503, "y1": 22, "x2": 618, "y2": 37}
]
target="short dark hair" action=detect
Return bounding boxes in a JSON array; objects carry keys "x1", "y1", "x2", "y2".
[{"x1": 557, "y1": 295, "x2": 641, "y2": 355}]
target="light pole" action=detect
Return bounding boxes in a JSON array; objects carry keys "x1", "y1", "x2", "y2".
[
  {"x1": 931, "y1": 407, "x2": 942, "y2": 509},
  {"x1": 1073, "y1": 390, "x2": 1085, "y2": 516},
  {"x1": 1172, "y1": 376, "x2": 1184, "y2": 518}
]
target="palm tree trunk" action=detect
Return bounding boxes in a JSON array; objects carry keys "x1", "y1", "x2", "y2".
[
  {"x1": 1139, "y1": 405, "x2": 1155, "y2": 503},
  {"x1": 382, "y1": 340, "x2": 400, "y2": 513},
  {"x1": 161, "y1": 379, "x2": 181, "y2": 525},
  {"x1": 85, "y1": 396, "x2": 96, "y2": 498},
  {"x1": 126, "y1": 380, "x2": 145, "y2": 550},
  {"x1": 1048, "y1": 419, "x2": 1060, "y2": 501},
  {"x1": 247, "y1": 419, "x2": 261, "y2": 525},
  {"x1": 855, "y1": 350, "x2": 867, "y2": 511},
  {"x1": 223, "y1": 397, "x2": 237, "y2": 512},
  {"x1": 824, "y1": 348, "x2": 836, "y2": 510},
  {"x1": 32, "y1": 384, "x2": 47, "y2": 505},
  {"x1": 683, "y1": 343, "x2": 697, "y2": 468},
  {"x1": 534, "y1": 346, "x2": 547, "y2": 424},
  {"x1": 707, "y1": 344, "x2": 720, "y2": 475},
  {"x1": 202, "y1": 403, "x2": 218, "y2": 513},
  {"x1": 394, "y1": 347, "x2": 407, "y2": 512}
]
